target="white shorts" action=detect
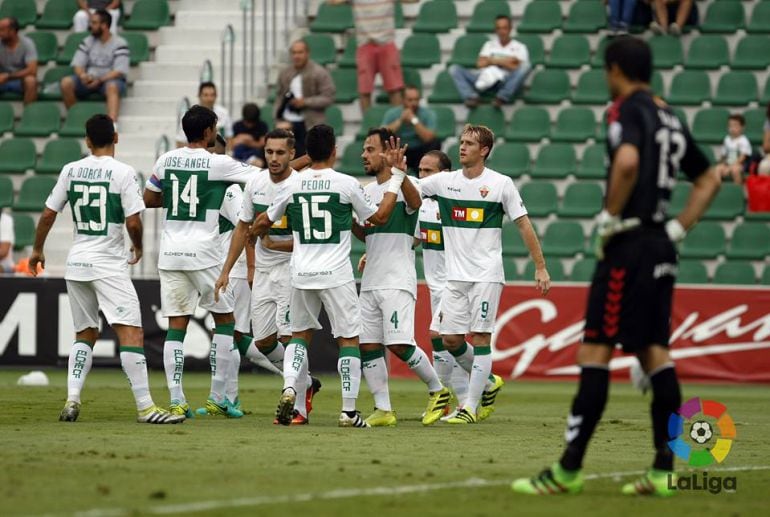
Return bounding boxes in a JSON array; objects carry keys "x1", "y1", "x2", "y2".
[
  {"x1": 290, "y1": 281, "x2": 361, "y2": 338},
  {"x1": 360, "y1": 289, "x2": 416, "y2": 346},
  {"x1": 159, "y1": 266, "x2": 233, "y2": 317},
  {"x1": 439, "y1": 281, "x2": 503, "y2": 335},
  {"x1": 428, "y1": 286, "x2": 444, "y2": 333},
  {"x1": 66, "y1": 276, "x2": 142, "y2": 332},
  {"x1": 251, "y1": 262, "x2": 292, "y2": 340},
  {"x1": 226, "y1": 277, "x2": 252, "y2": 334}
]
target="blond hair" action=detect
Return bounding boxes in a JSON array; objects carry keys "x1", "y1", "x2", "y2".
[{"x1": 461, "y1": 124, "x2": 495, "y2": 161}]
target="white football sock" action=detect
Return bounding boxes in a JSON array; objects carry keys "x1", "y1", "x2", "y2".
[
  {"x1": 451, "y1": 357, "x2": 470, "y2": 403},
  {"x1": 283, "y1": 339, "x2": 308, "y2": 392},
  {"x1": 262, "y1": 341, "x2": 286, "y2": 371},
  {"x1": 209, "y1": 325, "x2": 234, "y2": 404},
  {"x1": 449, "y1": 341, "x2": 475, "y2": 374},
  {"x1": 67, "y1": 341, "x2": 93, "y2": 403},
  {"x1": 433, "y1": 350, "x2": 455, "y2": 389},
  {"x1": 464, "y1": 346, "x2": 493, "y2": 414},
  {"x1": 163, "y1": 329, "x2": 186, "y2": 403},
  {"x1": 225, "y1": 344, "x2": 240, "y2": 404},
  {"x1": 402, "y1": 346, "x2": 442, "y2": 392},
  {"x1": 339, "y1": 347, "x2": 362, "y2": 412},
  {"x1": 362, "y1": 350, "x2": 391, "y2": 411},
  {"x1": 119, "y1": 346, "x2": 153, "y2": 411},
  {"x1": 293, "y1": 351, "x2": 311, "y2": 418},
  {"x1": 244, "y1": 342, "x2": 282, "y2": 375}
]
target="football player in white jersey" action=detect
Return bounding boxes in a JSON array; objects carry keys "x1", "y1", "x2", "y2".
[
  {"x1": 143, "y1": 105, "x2": 256, "y2": 419},
  {"x1": 29, "y1": 114, "x2": 183, "y2": 424},
  {"x1": 418, "y1": 124, "x2": 551, "y2": 424},
  {"x1": 353, "y1": 128, "x2": 450, "y2": 427}
]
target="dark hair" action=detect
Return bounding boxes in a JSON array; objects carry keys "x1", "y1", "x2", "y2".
[
  {"x1": 198, "y1": 81, "x2": 217, "y2": 96},
  {"x1": 93, "y1": 9, "x2": 111, "y2": 28},
  {"x1": 6, "y1": 17, "x2": 19, "y2": 32},
  {"x1": 182, "y1": 105, "x2": 218, "y2": 143},
  {"x1": 728, "y1": 113, "x2": 746, "y2": 127},
  {"x1": 85, "y1": 114, "x2": 115, "y2": 148},
  {"x1": 425, "y1": 150, "x2": 452, "y2": 171},
  {"x1": 242, "y1": 103, "x2": 261, "y2": 123},
  {"x1": 404, "y1": 84, "x2": 421, "y2": 96},
  {"x1": 604, "y1": 36, "x2": 652, "y2": 84},
  {"x1": 207, "y1": 134, "x2": 227, "y2": 154},
  {"x1": 265, "y1": 128, "x2": 296, "y2": 149},
  {"x1": 495, "y1": 15, "x2": 511, "y2": 25},
  {"x1": 365, "y1": 127, "x2": 396, "y2": 149},
  {"x1": 306, "y1": 124, "x2": 335, "y2": 162}
]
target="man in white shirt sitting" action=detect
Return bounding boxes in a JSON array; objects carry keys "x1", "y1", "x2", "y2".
[{"x1": 449, "y1": 15, "x2": 530, "y2": 108}]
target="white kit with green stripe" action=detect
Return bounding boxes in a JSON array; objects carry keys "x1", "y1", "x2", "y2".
[
  {"x1": 419, "y1": 168, "x2": 528, "y2": 284},
  {"x1": 417, "y1": 196, "x2": 447, "y2": 294},
  {"x1": 45, "y1": 155, "x2": 145, "y2": 281},
  {"x1": 218, "y1": 184, "x2": 248, "y2": 279},
  {"x1": 266, "y1": 167, "x2": 379, "y2": 289},
  {"x1": 361, "y1": 176, "x2": 420, "y2": 298}
]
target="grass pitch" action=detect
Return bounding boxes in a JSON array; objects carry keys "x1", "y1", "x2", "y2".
[{"x1": 1, "y1": 369, "x2": 768, "y2": 516}]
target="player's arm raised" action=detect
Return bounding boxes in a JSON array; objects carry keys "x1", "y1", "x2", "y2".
[
  {"x1": 28, "y1": 208, "x2": 58, "y2": 276},
  {"x1": 367, "y1": 138, "x2": 408, "y2": 225}
]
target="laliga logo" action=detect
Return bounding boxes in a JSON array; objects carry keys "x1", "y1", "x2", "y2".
[{"x1": 668, "y1": 397, "x2": 736, "y2": 466}]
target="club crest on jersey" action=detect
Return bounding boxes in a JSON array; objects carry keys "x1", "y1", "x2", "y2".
[
  {"x1": 479, "y1": 186, "x2": 490, "y2": 198},
  {"x1": 452, "y1": 207, "x2": 484, "y2": 222}
]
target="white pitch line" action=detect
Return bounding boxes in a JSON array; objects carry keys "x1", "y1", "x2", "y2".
[{"x1": 25, "y1": 465, "x2": 770, "y2": 517}]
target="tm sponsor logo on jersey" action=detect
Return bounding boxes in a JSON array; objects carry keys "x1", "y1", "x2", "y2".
[
  {"x1": 421, "y1": 228, "x2": 441, "y2": 244},
  {"x1": 452, "y1": 207, "x2": 484, "y2": 222}
]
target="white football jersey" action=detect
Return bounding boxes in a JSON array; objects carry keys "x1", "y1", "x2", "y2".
[
  {"x1": 219, "y1": 184, "x2": 248, "y2": 279},
  {"x1": 45, "y1": 155, "x2": 144, "y2": 281},
  {"x1": 417, "y1": 197, "x2": 446, "y2": 292},
  {"x1": 419, "y1": 167, "x2": 527, "y2": 283},
  {"x1": 267, "y1": 167, "x2": 378, "y2": 289},
  {"x1": 146, "y1": 147, "x2": 256, "y2": 271}
]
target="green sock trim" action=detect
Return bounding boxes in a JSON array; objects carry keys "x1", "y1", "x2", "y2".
[
  {"x1": 214, "y1": 322, "x2": 235, "y2": 336},
  {"x1": 397, "y1": 346, "x2": 416, "y2": 361},
  {"x1": 488, "y1": 374, "x2": 496, "y2": 383},
  {"x1": 431, "y1": 337, "x2": 445, "y2": 352},
  {"x1": 475, "y1": 345, "x2": 491, "y2": 356},
  {"x1": 74, "y1": 340, "x2": 94, "y2": 349},
  {"x1": 119, "y1": 346, "x2": 144, "y2": 355},
  {"x1": 261, "y1": 342, "x2": 278, "y2": 355},
  {"x1": 449, "y1": 341, "x2": 468, "y2": 357},
  {"x1": 361, "y1": 349, "x2": 385, "y2": 363},
  {"x1": 339, "y1": 347, "x2": 361, "y2": 359},
  {"x1": 288, "y1": 337, "x2": 308, "y2": 349},
  {"x1": 166, "y1": 329, "x2": 187, "y2": 342},
  {"x1": 236, "y1": 335, "x2": 253, "y2": 356}
]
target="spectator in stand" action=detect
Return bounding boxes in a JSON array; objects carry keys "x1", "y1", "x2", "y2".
[
  {"x1": 449, "y1": 15, "x2": 530, "y2": 108},
  {"x1": 649, "y1": 0, "x2": 696, "y2": 36},
  {"x1": 176, "y1": 81, "x2": 233, "y2": 146},
  {"x1": 381, "y1": 85, "x2": 440, "y2": 174},
  {"x1": 74, "y1": 1, "x2": 121, "y2": 33},
  {"x1": 232, "y1": 102, "x2": 270, "y2": 166},
  {"x1": 716, "y1": 114, "x2": 752, "y2": 185},
  {"x1": 61, "y1": 10, "x2": 129, "y2": 123},
  {"x1": 608, "y1": 0, "x2": 637, "y2": 35},
  {"x1": 759, "y1": 103, "x2": 770, "y2": 175},
  {"x1": 274, "y1": 39, "x2": 335, "y2": 157},
  {"x1": 0, "y1": 17, "x2": 38, "y2": 104},
  {"x1": 0, "y1": 211, "x2": 14, "y2": 274}
]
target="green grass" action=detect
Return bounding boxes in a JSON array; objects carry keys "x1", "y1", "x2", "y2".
[{"x1": 1, "y1": 370, "x2": 768, "y2": 516}]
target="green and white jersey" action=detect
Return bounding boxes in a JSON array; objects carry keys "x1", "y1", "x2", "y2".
[
  {"x1": 45, "y1": 155, "x2": 144, "y2": 281},
  {"x1": 219, "y1": 184, "x2": 248, "y2": 279},
  {"x1": 146, "y1": 147, "x2": 256, "y2": 271},
  {"x1": 360, "y1": 176, "x2": 420, "y2": 298},
  {"x1": 239, "y1": 169, "x2": 296, "y2": 270},
  {"x1": 267, "y1": 167, "x2": 378, "y2": 289},
  {"x1": 420, "y1": 167, "x2": 527, "y2": 283},
  {"x1": 417, "y1": 197, "x2": 446, "y2": 292}
]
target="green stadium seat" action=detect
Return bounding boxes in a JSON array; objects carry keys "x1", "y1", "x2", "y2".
[
  {"x1": 531, "y1": 143, "x2": 577, "y2": 178},
  {"x1": 311, "y1": 3, "x2": 354, "y2": 33},
  {"x1": 445, "y1": 143, "x2": 459, "y2": 166},
  {"x1": 36, "y1": 0, "x2": 76, "y2": 29},
  {"x1": 487, "y1": 143, "x2": 529, "y2": 178},
  {"x1": 502, "y1": 221, "x2": 531, "y2": 256},
  {"x1": 0, "y1": 138, "x2": 35, "y2": 174},
  {"x1": 698, "y1": 144, "x2": 715, "y2": 165},
  {"x1": 39, "y1": 66, "x2": 73, "y2": 101},
  {"x1": 651, "y1": 70, "x2": 665, "y2": 97},
  {"x1": 686, "y1": 35, "x2": 729, "y2": 70},
  {"x1": 649, "y1": 35, "x2": 683, "y2": 69},
  {"x1": 558, "y1": 182, "x2": 603, "y2": 218},
  {"x1": 504, "y1": 106, "x2": 550, "y2": 142},
  {"x1": 744, "y1": 108, "x2": 766, "y2": 146},
  {"x1": 395, "y1": 0, "x2": 404, "y2": 29},
  {"x1": 123, "y1": 32, "x2": 150, "y2": 65},
  {"x1": 763, "y1": 77, "x2": 770, "y2": 105},
  {"x1": 541, "y1": 221, "x2": 585, "y2": 257},
  {"x1": 303, "y1": 34, "x2": 336, "y2": 66},
  {"x1": 576, "y1": 144, "x2": 606, "y2": 179},
  {"x1": 14, "y1": 102, "x2": 60, "y2": 137},
  {"x1": 356, "y1": 105, "x2": 389, "y2": 139},
  {"x1": 524, "y1": 70, "x2": 570, "y2": 104},
  {"x1": 762, "y1": 266, "x2": 770, "y2": 285},
  {"x1": 551, "y1": 108, "x2": 596, "y2": 142},
  {"x1": 570, "y1": 258, "x2": 596, "y2": 282},
  {"x1": 713, "y1": 262, "x2": 756, "y2": 285},
  {"x1": 123, "y1": 0, "x2": 170, "y2": 30},
  {"x1": 516, "y1": 35, "x2": 544, "y2": 66},
  {"x1": 330, "y1": 68, "x2": 358, "y2": 103},
  {"x1": 0, "y1": 176, "x2": 12, "y2": 207},
  {"x1": 57, "y1": 32, "x2": 88, "y2": 65},
  {"x1": 339, "y1": 37, "x2": 357, "y2": 68},
  {"x1": 519, "y1": 181, "x2": 558, "y2": 217},
  {"x1": 584, "y1": 225, "x2": 598, "y2": 255},
  {"x1": 747, "y1": 2, "x2": 770, "y2": 34},
  {"x1": 448, "y1": 34, "x2": 488, "y2": 68},
  {"x1": 518, "y1": 1, "x2": 563, "y2": 34},
  {"x1": 713, "y1": 72, "x2": 758, "y2": 106},
  {"x1": 727, "y1": 222, "x2": 770, "y2": 260},
  {"x1": 14, "y1": 176, "x2": 55, "y2": 212},
  {"x1": 467, "y1": 1, "x2": 511, "y2": 33},
  {"x1": 503, "y1": 257, "x2": 520, "y2": 280},
  {"x1": 669, "y1": 183, "x2": 691, "y2": 215},
  {"x1": 590, "y1": 37, "x2": 610, "y2": 68},
  {"x1": 36, "y1": 138, "x2": 83, "y2": 175},
  {"x1": 0, "y1": 0, "x2": 36, "y2": 28},
  {"x1": 700, "y1": 1, "x2": 745, "y2": 34},
  {"x1": 677, "y1": 260, "x2": 709, "y2": 284},
  {"x1": 60, "y1": 104, "x2": 105, "y2": 137},
  {"x1": 548, "y1": 35, "x2": 590, "y2": 69},
  {"x1": 12, "y1": 213, "x2": 34, "y2": 249},
  {"x1": 573, "y1": 69, "x2": 609, "y2": 105},
  {"x1": 680, "y1": 222, "x2": 726, "y2": 258},
  {"x1": 691, "y1": 108, "x2": 730, "y2": 144},
  {"x1": 351, "y1": 236, "x2": 366, "y2": 255},
  {"x1": 413, "y1": 0, "x2": 458, "y2": 33},
  {"x1": 731, "y1": 35, "x2": 770, "y2": 70},
  {"x1": 524, "y1": 259, "x2": 566, "y2": 282},
  {"x1": 427, "y1": 70, "x2": 462, "y2": 104},
  {"x1": 401, "y1": 34, "x2": 441, "y2": 69},
  {"x1": 0, "y1": 102, "x2": 13, "y2": 134},
  {"x1": 338, "y1": 140, "x2": 365, "y2": 176},
  {"x1": 467, "y1": 105, "x2": 505, "y2": 136},
  {"x1": 376, "y1": 68, "x2": 421, "y2": 104},
  {"x1": 433, "y1": 106, "x2": 456, "y2": 140},
  {"x1": 703, "y1": 183, "x2": 744, "y2": 220},
  {"x1": 27, "y1": 31, "x2": 57, "y2": 64},
  {"x1": 563, "y1": 1, "x2": 606, "y2": 33},
  {"x1": 325, "y1": 105, "x2": 344, "y2": 137},
  {"x1": 667, "y1": 71, "x2": 710, "y2": 106}
]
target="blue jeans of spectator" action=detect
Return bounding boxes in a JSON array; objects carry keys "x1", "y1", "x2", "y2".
[
  {"x1": 449, "y1": 63, "x2": 531, "y2": 103},
  {"x1": 72, "y1": 75, "x2": 126, "y2": 98},
  {"x1": 609, "y1": 0, "x2": 637, "y2": 29}
]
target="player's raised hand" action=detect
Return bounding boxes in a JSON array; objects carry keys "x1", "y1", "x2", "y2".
[
  {"x1": 28, "y1": 251, "x2": 45, "y2": 277},
  {"x1": 128, "y1": 246, "x2": 142, "y2": 265},
  {"x1": 214, "y1": 273, "x2": 229, "y2": 302},
  {"x1": 357, "y1": 253, "x2": 367, "y2": 273},
  {"x1": 380, "y1": 136, "x2": 408, "y2": 172},
  {"x1": 534, "y1": 267, "x2": 551, "y2": 296}
]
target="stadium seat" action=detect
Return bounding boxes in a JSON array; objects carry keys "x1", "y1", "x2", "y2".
[
  {"x1": 726, "y1": 222, "x2": 770, "y2": 260},
  {"x1": 504, "y1": 106, "x2": 550, "y2": 142},
  {"x1": 36, "y1": 0, "x2": 76, "y2": 29},
  {"x1": 467, "y1": 1, "x2": 511, "y2": 33},
  {"x1": 39, "y1": 66, "x2": 73, "y2": 101},
  {"x1": 448, "y1": 34, "x2": 488, "y2": 68},
  {"x1": 433, "y1": 106, "x2": 456, "y2": 141},
  {"x1": 123, "y1": 32, "x2": 150, "y2": 65},
  {"x1": 744, "y1": 108, "x2": 766, "y2": 146},
  {"x1": 519, "y1": 181, "x2": 558, "y2": 217},
  {"x1": 27, "y1": 31, "x2": 57, "y2": 64},
  {"x1": 551, "y1": 108, "x2": 596, "y2": 142},
  {"x1": 584, "y1": 225, "x2": 598, "y2": 255},
  {"x1": 356, "y1": 105, "x2": 390, "y2": 139},
  {"x1": 669, "y1": 183, "x2": 691, "y2": 215},
  {"x1": 698, "y1": 144, "x2": 715, "y2": 165},
  {"x1": 395, "y1": 0, "x2": 404, "y2": 29},
  {"x1": 524, "y1": 259, "x2": 565, "y2": 282},
  {"x1": 713, "y1": 72, "x2": 758, "y2": 106},
  {"x1": 14, "y1": 102, "x2": 60, "y2": 137},
  {"x1": 467, "y1": 106, "x2": 505, "y2": 137},
  {"x1": 310, "y1": 2, "x2": 354, "y2": 32},
  {"x1": 523, "y1": 70, "x2": 570, "y2": 104},
  {"x1": 123, "y1": 0, "x2": 170, "y2": 30},
  {"x1": 57, "y1": 32, "x2": 88, "y2": 65},
  {"x1": 666, "y1": 71, "x2": 710, "y2": 106},
  {"x1": 703, "y1": 183, "x2": 744, "y2": 220},
  {"x1": 590, "y1": 37, "x2": 610, "y2": 68},
  {"x1": 338, "y1": 141, "x2": 365, "y2": 176},
  {"x1": 680, "y1": 222, "x2": 726, "y2": 258},
  {"x1": 413, "y1": 0, "x2": 458, "y2": 33},
  {"x1": 0, "y1": 138, "x2": 35, "y2": 173},
  {"x1": 747, "y1": 2, "x2": 770, "y2": 34},
  {"x1": 651, "y1": 71, "x2": 665, "y2": 97},
  {"x1": 576, "y1": 144, "x2": 606, "y2": 179},
  {"x1": 503, "y1": 257, "x2": 520, "y2": 280},
  {"x1": 547, "y1": 35, "x2": 590, "y2": 69},
  {"x1": 0, "y1": 0, "x2": 36, "y2": 28},
  {"x1": 13, "y1": 176, "x2": 55, "y2": 212},
  {"x1": 573, "y1": 69, "x2": 609, "y2": 105},
  {"x1": 502, "y1": 221, "x2": 531, "y2": 256},
  {"x1": 325, "y1": 106, "x2": 344, "y2": 137},
  {"x1": 558, "y1": 182, "x2": 603, "y2": 218},
  {"x1": 427, "y1": 70, "x2": 462, "y2": 104},
  {"x1": 677, "y1": 260, "x2": 709, "y2": 284},
  {"x1": 445, "y1": 143, "x2": 459, "y2": 166},
  {"x1": 762, "y1": 77, "x2": 770, "y2": 105},
  {"x1": 691, "y1": 108, "x2": 730, "y2": 144},
  {"x1": 339, "y1": 37, "x2": 357, "y2": 68},
  {"x1": 713, "y1": 262, "x2": 756, "y2": 285},
  {"x1": 401, "y1": 34, "x2": 441, "y2": 69},
  {"x1": 685, "y1": 35, "x2": 729, "y2": 70},
  {"x1": 0, "y1": 176, "x2": 12, "y2": 207},
  {"x1": 731, "y1": 35, "x2": 770, "y2": 70},
  {"x1": 36, "y1": 139, "x2": 83, "y2": 175},
  {"x1": 700, "y1": 1, "x2": 745, "y2": 34},
  {"x1": 541, "y1": 221, "x2": 585, "y2": 257},
  {"x1": 763, "y1": 266, "x2": 770, "y2": 286},
  {"x1": 570, "y1": 258, "x2": 596, "y2": 282},
  {"x1": 518, "y1": 2, "x2": 563, "y2": 34},
  {"x1": 516, "y1": 35, "x2": 544, "y2": 66},
  {"x1": 531, "y1": 143, "x2": 577, "y2": 178},
  {"x1": 303, "y1": 34, "x2": 336, "y2": 66},
  {"x1": 0, "y1": 102, "x2": 13, "y2": 134},
  {"x1": 649, "y1": 35, "x2": 683, "y2": 69},
  {"x1": 60, "y1": 104, "x2": 105, "y2": 137},
  {"x1": 330, "y1": 69, "x2": 358, "y2": 103},
  {"x1": 563, "y1": 1, "x2": 606, "y2": 33},
  {"x1": 12, "y1": 213, "x2": 34, "y2": 249},
  {"x1": 487, "y1": 143, "x2": 529, "y2": 178},
  {"x1": 376, "y1": 68, "x2": 421, "y2": 104}
]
